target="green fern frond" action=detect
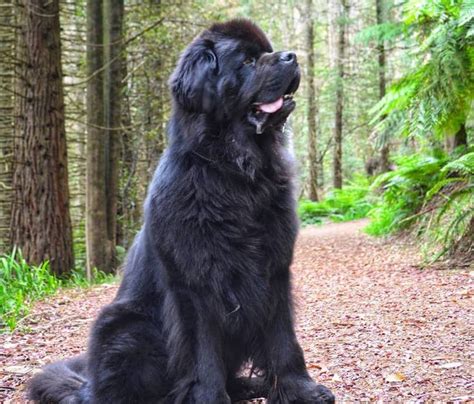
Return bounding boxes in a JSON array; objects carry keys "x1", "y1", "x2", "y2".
[
  {"x1": 425, "y1": 177, "x2": 468, "y2": 200},
  {"x1": 371, "y1": 0, "x2": 474, "y2": 141},
  {"x1": 355, "y1": 22, "x2": 406, "y2": 43},
  {"x1": 459, "y1": 2, "x2": 474, "y2": 27},
  {"x1": 441, "y1": 151, "x2": 474, "y2": 175}
]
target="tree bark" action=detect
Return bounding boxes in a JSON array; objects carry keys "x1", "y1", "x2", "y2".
[
  {"x1": 454, "y1": 124, "x2": 468, "y2": 148},
  {"x1": 86, "y1": 0, "x2": 110, "y2": 276},
  {"x1": 332, "y1": 0, "x2": 348, "y2": 189},
  {"x1": 305, "y1": 0, "x2": 319, "y2": 201},
  {"x1": 86, "y1": 0, "x2": 125, "y2": 276},
  {"x1": 104, "y1": 0, "x2": 124, "y2": 264},
  {"x1": 446, "y1": 123, "x2": 468, "y2": 152},
  {"x1": 61, "y1": 0, "x2": 88, "y2": 261},
  {"x1": 376, "y1": 0, "x2": 390, "y2": 172},
  {"x1": 11, "y1": 0, "x2": 74, "y2": 275},
  {"x1": 0, "y1": 0, "x2": 15, "y2": 252}
]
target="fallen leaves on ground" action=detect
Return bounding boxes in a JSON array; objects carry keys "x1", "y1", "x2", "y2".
[{"x1": 1, "y1": 220, "x2": 472, "y2": 402}]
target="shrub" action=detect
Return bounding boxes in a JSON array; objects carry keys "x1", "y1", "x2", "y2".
[
  {"x1": 365, "y1": 153, "x2": 447, "y2": 235},
  {"x1": 0, "y1": 249, "x2": 60, "y2": 330},
  {"x1": 0, "y1": 249, "x2": 115, "y2": 331},
  {"x1": 298, "y1": 175, "x2": 373, "y2": 225},
  {"x1": 366, "y1": 150, "x2": 473, "y2": 261},
  {"x1": 419, "y1": 151, "x2": 473, "y2": 261}
]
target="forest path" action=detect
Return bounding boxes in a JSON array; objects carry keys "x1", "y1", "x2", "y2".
[{"x1": 1, "y1": 220, "x2": 472, "y2": 402}]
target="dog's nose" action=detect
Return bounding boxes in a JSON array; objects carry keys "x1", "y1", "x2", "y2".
[{"x1": 279, "y1": 52, "x2": 297, "y2": 64}]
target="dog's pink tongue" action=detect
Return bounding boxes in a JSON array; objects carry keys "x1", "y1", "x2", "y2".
[{"x1": 258, "y1": 97, "x2": 283, "y2": 113}]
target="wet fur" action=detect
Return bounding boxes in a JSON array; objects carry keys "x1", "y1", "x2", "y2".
[{"x1": 28, "y1": 19, "x2": 334, "y2": 404}]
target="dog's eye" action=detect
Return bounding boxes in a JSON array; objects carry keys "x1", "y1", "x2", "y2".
[{"x1": 243, "y1": 57, "x2": 256, "y2": 67}]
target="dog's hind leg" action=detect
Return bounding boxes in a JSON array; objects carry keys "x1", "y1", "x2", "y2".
[
  {"x1": 27, "y1": 355, "x2": 88, "y2": 403},
  {"x1": 87, "y1": 302, "x2": 170, "y2": 403}
]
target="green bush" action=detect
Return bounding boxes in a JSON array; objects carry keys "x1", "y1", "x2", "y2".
[
  {"x1": 419, "y1": 151, "x2": 473, "y2": 261},
  {"x1": 298, "y1": 175, "x2": 373, "y2": 225},
  {"x1": 365, "y1": 153, "x2": 447, "y2": 235},
  {"x1": 0, "y1": 249, "x2": 115, "y2": 331},
  {"x1": 297, "y1": 200, "x2": 326, "y2": 225},
  {"x1": 366, "y1": 150, "x2": 473, "y2": 261},
  {"x1": 0, "y1": 249, "x2": 60, "y2": 330},
  {"x1": 67, "y1": 266, "x2": 115, "y2": 289}
]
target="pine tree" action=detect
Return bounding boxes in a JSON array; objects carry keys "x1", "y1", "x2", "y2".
[{"x1": 11, "y1": 0, "x2": 74, "y2": 275}]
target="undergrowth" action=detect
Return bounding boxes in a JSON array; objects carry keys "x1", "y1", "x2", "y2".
[
  {"x1": 366, "y1": 149, "x2": 473, "y2": 262},
  {"x1": 365, "y1": 153, "x2": 447, "y2": 235},
  {"x1": 298, "y1": 175, "x2": 373, "y2": 225},
  {"x1": 299, "y1": 150, "x2": 473, "y2": 263},
  {"x1": 0, "y1": 249, "x2": 115, "y2": 331}
]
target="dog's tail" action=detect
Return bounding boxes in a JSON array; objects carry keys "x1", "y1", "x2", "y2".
[{"x1": 28, "y1": 356, "x2": 89, "y2": 404}]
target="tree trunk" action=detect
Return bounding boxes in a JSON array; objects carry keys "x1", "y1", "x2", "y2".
[
  {"x1": 86, "y1": 0, "x2": 125, "y2": 276},
  {"x1": 446, "y1": 123, "x2": 468, "y2": 152},
  {"x1": 0, "y1": 0, "x2": 15, "y2": 252},
  {"x1": 61, "y1": 0, "x2": 88, "y2": 262},
  {"x1": 376, "y1": 0, "x2": 390, "y2": 172},
  {"x1": 86, "y1": 0, "x2": 110, "y2": 276},
  {"x1": 117, "y1": 69, "x2": 135, "y2": 249},
  {"x1": 305, "y1": 0, "x2": 319, "y2": 201},
  {"x1": 454, "y1": 124, "x2": 468, "y2": 148},
  {"x1": 11, "y1": 0, "x2": 74, "y2": 275},
  {"x1": 332, "y1": 0, "x2": 348, "y2": 189},
  {"x1": 104, "y1": 0, "x2": 124, "y2": 262},
  {"x1": 117, "y1": 59, "x2": 132, "y2": 249}
]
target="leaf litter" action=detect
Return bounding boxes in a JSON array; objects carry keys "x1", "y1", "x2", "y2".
[{"x1": 1, "y1": 220, "x2": 472, "y2": 402}]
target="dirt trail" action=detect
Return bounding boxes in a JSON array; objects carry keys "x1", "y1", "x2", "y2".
[{"x1": 1, "y1": 220, "x2": 473, "y2": 402}]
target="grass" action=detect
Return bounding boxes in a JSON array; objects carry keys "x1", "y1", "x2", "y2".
[{"x1": 0, "y1": 248, "x2": 115, "y2": 331}]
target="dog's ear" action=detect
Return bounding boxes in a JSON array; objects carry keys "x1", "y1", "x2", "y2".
[{"x1": 169, "y1": 39, "x2": 218, "y2": 113}]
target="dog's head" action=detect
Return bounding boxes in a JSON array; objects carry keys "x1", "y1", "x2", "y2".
[{"x1": 170, "y1": 19, "x2": 300, "y2": 132}]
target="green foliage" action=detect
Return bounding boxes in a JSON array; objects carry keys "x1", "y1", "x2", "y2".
[
  {"x1": 366, "y1": 153, "x2": 447, "y2": 235},
  {"x1": 442, "y1": 150, "x2": 474, "y2": 175},
  {"x1": 298, "y1": 200, "x2": 326, "y2": 225},
  {"x1": 356, "y1": 22, "x2": 406, "y2": 44},
  {"x1": 371, "y1": 0, "x2": 474, "y2": 143},
  {"x1": 363, "y1": 0, "x2": 474, "y2": 263},
  {"x1": 0, "y1": 249, "x2": 59, "y2": 331},
  {"x1": 298, "y1": 176, "x2": 374, "y2": 225},
  {"x1": 420, "y1": 150, "x2": 474, "y2": 261},
  {"x1": 366, "y1": 150, "x2": 474, "y2": 261},
  {"x1": 67, "y1": 267, "x2": 115, "y2": 289},
  {"x1": 0, "y1": 250, "x2": 115, "y2": 331}
]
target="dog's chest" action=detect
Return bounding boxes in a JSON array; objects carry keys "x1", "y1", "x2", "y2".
[{"x1": 216, "y1": 193, "x2": 296, "y2": 332}]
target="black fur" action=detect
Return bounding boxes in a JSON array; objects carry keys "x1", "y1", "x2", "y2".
[{"x1": 28, "y1": 19, "x2": 335, "y2": 404}]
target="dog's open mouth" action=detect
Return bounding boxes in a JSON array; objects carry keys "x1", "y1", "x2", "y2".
[
  {"x1": 252, "y1": 73, "x2": 300, "y2": 114},
  {"x1": 254, "y1": 93, "x2": 294, "y2": 113}
]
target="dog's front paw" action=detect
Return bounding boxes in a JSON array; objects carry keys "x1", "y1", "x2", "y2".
[
  {"x1": 298, "y1": 382, "x2": 334, "y2": 404},
  {"x1": 186, "y1": 383, "x2": 231, "y2": 404},
  {"x1": 268, "y1": 376, "x2": 335, "y2": 404}
]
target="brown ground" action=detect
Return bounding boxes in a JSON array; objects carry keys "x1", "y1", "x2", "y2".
[{"x1": 1, "y1": 220, "x2": 473, "y2": 403}]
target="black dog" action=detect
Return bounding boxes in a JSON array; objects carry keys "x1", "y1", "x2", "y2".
[{"x1": 28, "y1": 19, "x2": 335, "y2": 404}]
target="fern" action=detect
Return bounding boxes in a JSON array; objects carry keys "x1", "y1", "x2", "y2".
[
  {"x1": 355, "y1": 22, "x2": 406, "y2": 44},
  {"x1": 371, "y1": 0, "x2": 474, "y2": 143},
  {"x1": 298, "y1": 176, "x2": 374, "y2": 225},
  {"x1": 367, "y1": 148, "x2": 474, "y2": 261},
  {"x1": 441, "y1": 151, "x2": 474, "y2": 175}
]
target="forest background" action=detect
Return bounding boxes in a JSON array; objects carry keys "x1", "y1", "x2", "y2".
[{"x1": 0, "y1": 0, "x2": 472, "y2": 330}]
